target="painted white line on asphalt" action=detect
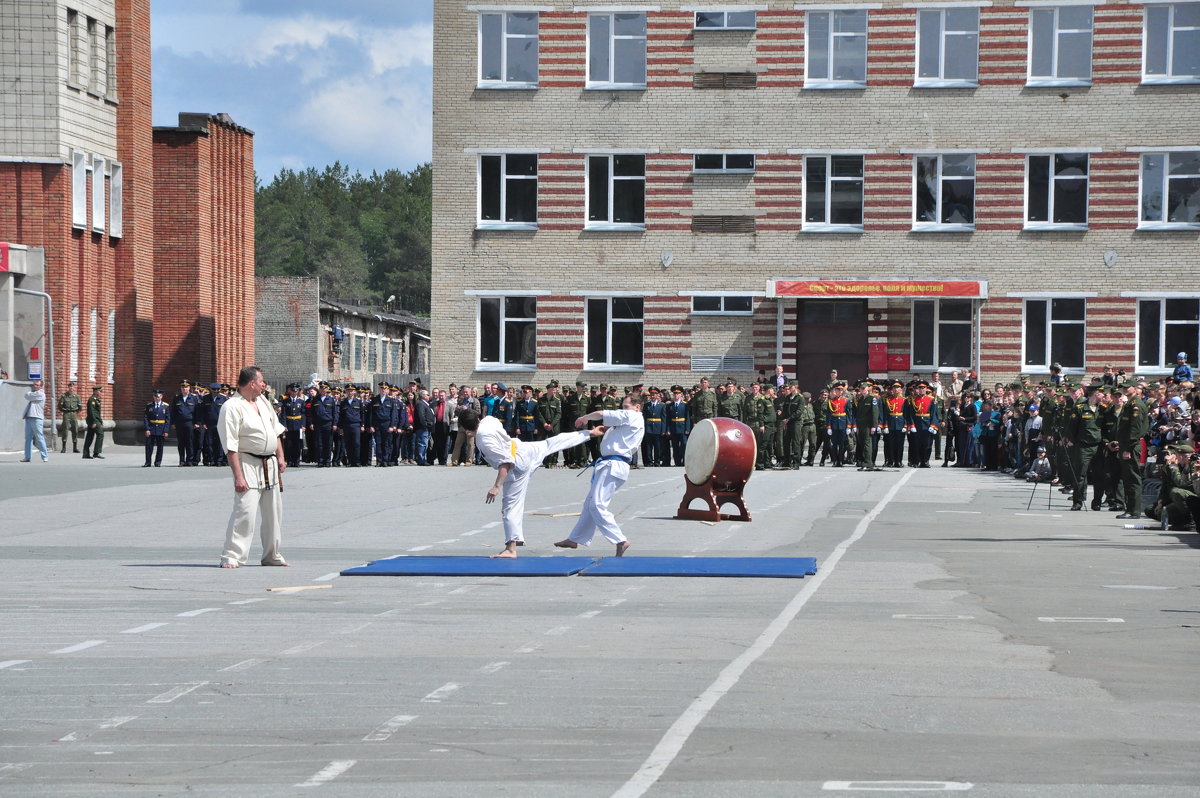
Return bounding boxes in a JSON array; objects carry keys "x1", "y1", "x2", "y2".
[
  {"x1": 578, "y1": 610, "x2": 602, "y2": 619},
  {"x1": 603, "y1": 598, "x2": 627, "y2": 608},
  {"x1": 228, "y1": 598, "x2": 267, "y2": 605},
  {"x1": 892, "y1": 614, "x2": 975, "y2": 620},
  {"x1": 296, "y1": 760, "x2": 356, "y2": 788},
  {"x1": 98, "y1": 716, "x2": 137, "y2": 729},
  {"x1": 177, "y1": 608, "x2": 220, "y2": 618},
  {"x1": 544, "y1": 625, "x2": 572, "y2": 636},
  {"x1": 421, "y1": 682, "x2": 461, "y2": 703},
  {"x1": 121, "y1": 623, "x2": 168, "y2": 634},
  {"x1": 437, "y1": 539, "x2": 458, "y2": 545},
  {"x1": 220, "y1": 658, "x2": 266, "y2": 673},
  {"x1": 363, "y1": 714, "x2": 417, "y2": 742},
  {"x1": 515, "y1": 642, "x2": 542, "y2": 654},
  {"x1": 823, "y1": 781, "x2": 973, "y2": 791},
  {"x1": 1014, "y1": 513, "x2": 1062, "y2": 517},
  {"x1": 0, "y1": 660, "x2": 31, "y2": 670},
  {"x1": 314, "y1": 572, "x2": 340, "y2": 582},
  {"x1": 147, "y1": 681, "x2": 209, "y2": 704},
  {"x1": 478, "y1": 661, "x2": 509, "y2": 674},
  {"x1": 482, "y1": 521, "x2": 501, "y2": 528},
  {"x1": 57, "y1": 732, "x2": 78, "y2": 741},
  {"x1": 1102, "y1": 584, "x2": 1175, "y2": 590},
  {"x1": 1038, "y1": 617, "x2": 1125, "y2": 623},
  {"x1": 408, "y1": 545, "x2": 433, "y2": 552},
  {"x1": 461, "y1": 529, "x2": 484, "y2": 536},
  {"x1": 53, "y1": 640, "x2": 105, "y2": 654},
  {"x1": 448, "y1": 585, "x2": 480, "y2": 595},
  {"x1": 611, "y1": 469, "x2": 917, "y2": 798},
  {"x1": 418, "y1": 599, "x2": 445, "y2": 607},
  {"x1": 282, "y1": 640, "x2": 326, "y2": 655},
  {"x1": 0, "y1": 763, "x2": 34, "y2": 776},
  {"x1": 374, "y1": 608, "x2": 403, "y2": 617}
]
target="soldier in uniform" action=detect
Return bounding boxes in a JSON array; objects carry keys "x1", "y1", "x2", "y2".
[
  {"x1": 904, "y1": 380, "x2": 939, "y2": 468},
  {"x1": 642, "y1": 387, "x2": 668, "y2": 466},
  {"x1": 143, "y1": 388, "x2": 170, "y2": 467},
  {"x1": 756, "y1": 385, "x2": 776, "y2": 470},
  {"x1": 339, "y1": 385, "x2": 365, "y2": 466},
  {"x1": 82, "y1": 384, "x2": 105, "y2": 459},
  {"x1": 515, "y1": 385, "x2": 538, "y2": 443},
  {"x1": 813, "y1": 387, "x2": 831, "y2": 466},
  {"x1": 691, "y1": 377, "x2": 717, "y2": 423},
  {"x1": 368, "y1": 382, "x2": 396, "y2": 466},
  {"x1": 538, "y1": 380, "x2": 564, "y2": 467},
  {"x1": 825, "y1": 382, "x2": 852, "y2": 467},
  {"x1": 171, "y1": 380, "x2": 201, "y2": 466},
  {"x1": 57, "y1": 381, "x2": 83, "y2": 453},
  {"x1": 1065, "y1": 383, "x2": 1103, "y2": 511},
  {"x1": 1098, "y1": 388, "x2": 1124, "y2": 511},
  {"x1": 855, "y1": 379, "x2": 883, "y2": 470},
  {"x1": 1115, "y1": 383, "x2": 1150, "y2": 519},
  {"x1": 798, "y1": 390, "x2": 817, "y2": 467},
  {"x1": 882, "y1": 379, "x2": 907, "y2": 468},
  {"x1": 562, "y1": 381, "x2": 588, "y2": 468},
  {"x1": 780, "y1": 382, "x2": 801, "y2": 468},
  {"x1": 310, "y1": 381, "x2": 338, "y2": 467},
  {"x1": 666, "y1": 386, "x2": 690, "y2": 466},
  {"x1": 279, "y1": 383, "x2": 306, "y2": 467},
  {"x1": 718, "y1": 378, "x2": 743, "y2": 421},
  {"x1": 390, "y1": 384, "x2": 410, "y2": 466},
  {"x1": 204, "y1": 383, "x2": 230, "y2": 466}
]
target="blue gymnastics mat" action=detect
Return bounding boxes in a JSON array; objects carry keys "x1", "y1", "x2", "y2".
[
  {"x1": 340, "y1": 556, "x2": 594, "y2": 577},
  {"x1": 579, "y1": 556, "x2": 818, "y2": 578}
]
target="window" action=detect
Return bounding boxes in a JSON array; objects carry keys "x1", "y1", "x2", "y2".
[
  {"x1": 1026, "y1": 153, "x2": 1088, "y2": 228},
  {"x1": 391, "y1": 341, "x2": 403, "y2": 372},
  {"x1": 381, "y1": 339, "x2": 390, "y2": 373},
  {"x1": 71, "y1": 150, "x2": 87, "y2": 229},
  {"x1": 1144, "y1": 3, "x2": 1200, "y2": 83},
  {"x1": 479, "y1": 296, "x2": 536, "y2": 367},
  {"x1": 587, "y1": 154, "x2": 645, "y2": 229},
  {"x1": 1138, "y1": 298, "x2": 1200, "y2": 369},
  {"x1": 353, "y1": 335, "x2": 364, "y2": 371},
  {"x1": 693, "y1": 153, "x2": 755, "y2": 173},
  {"x1": 105, "y1": 25, "x2": 116, "y2": 97},
  {"x1": 912, "y1": 299, "x2": 973, "y2": 368},
  {"x1": 109, "y1": 162, "x2": 123, "y2": 237},
  {"x1": 107, "y1": 309, "x2": 115, "y2": 383},
  {"x1": 69, "y1": 304, "x2": 80, "y2": 380},
  {"x1": 1028, "y1": 5, "x2": 1092, "y2": 86},
  {"x1": 479, "y1": 154, "x2": 537, "y2": 228},
  {"x1": 88, "y1": 307, "x2": 98, "y2": 381},
  {"x1": 586, "y1": 297, "x2": 643, "y2": 368},
  {"x1": 91, "y1": 155, "x2": 105, "y2": 232},
  {"x1": 694, "y1": 10, "x2": 756, "y2": 29},
  {"x1": 691, "y1": 295, "x2": 755, "y2": 314},
  {"x1": 805, "y1": 9, "x2": 868, "y2": 88},
  {"x1": 87, "y1": 17, "x2": 101, "y2": 93},
  {"x1": 1139, "y1": 151, "x2": 1200, "y2": 227},
  {"x1": 804, "y1": 154, "x2": 864, "y2": 230},
  {"x1": 478, "y1": 12, "x2": 538, "y2": 87},
  {"x1": 588, "y1": 13, "x2": 646, "y2": 88},
  {"x1": 67, "y1": 9, "x2": 81, "y2": 84},
  {"x1": 1024, "y1": 298, "x2": 1085, "y2": 369},
  {"x1": 914, "y1": 154, "x2": 975, "y2": 230},
  {"x1": 367, "y1": 336, "x2": 378, "y2": 371},
  {"x1": 916, "y1": 7, "x2": 979, "y2": 87}
]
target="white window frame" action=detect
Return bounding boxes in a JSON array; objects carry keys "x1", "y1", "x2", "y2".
[
  {"x1": 104, "y1": 24, "x2": 116, "y2": 98},
  {"x1": 691, "y1": 153, "x2": 756, "y2": 174},
  {"x1": 71, "y1": 150, "x2": 88, "y2": 229},
  {"x1": 914, "y1": 6, "x2": 980, "y2": 88},
  {"x1": 586, "y1": 12, "x2": 647, "y2": 90},
  {"x1": 804, "y1": 8, "x2": 869, "y2": 89},
  {"x1": 803, "y1": 153, "x2": 865, "y2": 232},
  {"x1": 692, "y1": 8, "x2": 758, "y2": 29},
  {"x1": 1142, "y1": 2, "x2": 1200, "y2": 85},
  {"x1": 69, "y1": 304, "x2": 80, "y2": 381},
  {"x1": 912, "y1": 153, "x2": 976, "y2": 232},
  {"x1": 476, "y1": 294, "x2": 538, "y2": 371},
  {"x1": 107, "y1": 309, "x2": 115, "y2": 383},
  {"x1": 109, "y1": 161, "x2": 123, "y2": 238},
  {"x1": 584, "y1": 296, "x2": 645, "y2": 370},
  {"x1": 477, "y1": 11, "x2": 539, "y2": 89},
  {"x1": 585, "y1": 154, "x2": 646, "y2": 231},
  {"x1": 1137, "y1": 150, "x2": 1200, "y2": 229},
  {"x1": 1134, "y1": 296, "x2": 1200, "y2": 372},
  {"x1": 477, "y1": 153, "x2": 539, "y2": 230},
  {"x1": 91, "y1": 155, "x2": 105, "y2": 233},
  {"x1": 1024, "y1": 152, "x2": 1089, "y2": 230},
  {"x1": 686, "y1": 293, "x2": 758, "y2": 315},
  {"x1": 88, "y1": 307, "x2": 98, "y2": 381},
  {"x1": 1021, "y1": 296, "x2": 1088, "y2": 372},
  {"x1": 1026, "y1": 4, "x2": 1093, "y2": 87},
  {"x1": 910, "y1": 298, "x2": 975, "y2": 369}
]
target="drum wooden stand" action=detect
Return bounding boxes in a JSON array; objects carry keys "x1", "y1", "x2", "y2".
[{"x1": 675, "y1": 418, "x2": 755, "y2": 523}]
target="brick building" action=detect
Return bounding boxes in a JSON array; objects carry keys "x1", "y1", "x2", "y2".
[
  {"x1": 431, "y1": 0, "x2": 1199, "y2": 391},
  {"x1": 1, "y1": 1, "x2": 254, "y2": 441}
]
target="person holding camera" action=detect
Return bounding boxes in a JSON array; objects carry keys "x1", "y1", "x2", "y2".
[{"x1": 1154, "y1": 444, "x2": 1197, "y2": 530}]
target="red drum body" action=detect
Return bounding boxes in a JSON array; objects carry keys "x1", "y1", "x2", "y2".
[{"x1": 685, "y1": 418, "x2": 757, "y2": 490}]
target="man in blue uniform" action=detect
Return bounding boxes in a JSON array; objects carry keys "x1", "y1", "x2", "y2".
[
  {"x1": 280, "y1": 383, "x2": 306, "y2": 467},
  {"x1": 339, "y1": 385, "x2": 365, "y2": 466},
  {"x1": 369, "y1": 382, "x2": 397, "y2": 466},
  {"x1": 171, "y1": 380, "x2": 201, "y2": 466},
  {"x1": 143, "y1": 388, "x2": 170, "y2": 467},
  {"x1": 666, "y1": 386, "x2": 691, "y2": 466},
  {"x1": 825, "y1": 382, "x2": 852, "y2": 467},
  {"x1": 516, "y1": 385, "x2": 538, "y2": 442},
  {"x1": 642, "y1": 387, "x2": 668, "y2": 466},
  {"x1": 310, "y1": 381, "x2": 338, "y2": 467}
]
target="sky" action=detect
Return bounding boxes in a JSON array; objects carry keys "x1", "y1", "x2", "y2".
[{"x1": 151, "y1": 0, "x2": 433, "y2": 183}]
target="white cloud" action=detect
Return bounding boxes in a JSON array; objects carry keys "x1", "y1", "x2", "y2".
[
  {"x1": 365, "y1": 24, "x2": 433, "y2": 73},
  {"x1": 292, "y1": 75, "x2": 432, "y2": 167}
]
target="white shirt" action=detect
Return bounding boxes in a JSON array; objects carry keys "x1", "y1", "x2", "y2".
[
  {"x1": 218, "y1": 393, "x2": 286, "y2": 490},
  {"x1": 600, "y1": 410, "x2": 645, "y2": 459},
  {"x1": 475, "y1": 415, "x2": 516, "y2": 469}
]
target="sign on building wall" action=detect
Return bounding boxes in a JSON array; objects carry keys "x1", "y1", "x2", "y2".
[{"x1": 769, "y1": 279, "x2": 987, "y2": 299}]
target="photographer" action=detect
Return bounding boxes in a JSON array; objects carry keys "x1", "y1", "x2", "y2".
[{"x1": 1154, "y1": 444, "x2": 1197, "y2": 531}]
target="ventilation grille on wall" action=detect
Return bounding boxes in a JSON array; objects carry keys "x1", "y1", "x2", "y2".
[
  {"x1": 692, "y1": 215, "x2": 756, "y2": 234},
  {"x1": 693, "y1": 72, "x2": 758, "y2": 89},
  {"x1": 691, "y1": 354, "x2": 755, "y2": 371}
]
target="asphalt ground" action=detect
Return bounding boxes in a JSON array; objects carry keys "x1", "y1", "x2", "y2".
[{"x1": 1, "y1": 446, "x2": 1198, "y2": 797}]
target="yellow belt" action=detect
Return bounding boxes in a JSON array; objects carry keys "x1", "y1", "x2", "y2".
[
  {"x1": 150, "y1": 419, "x2": 166, "y2": 424},
  {"x1": 511, "y1": 440, "x2": 518, "y2": 459},
  {"x1": 521, "y1": 415, "x2": 535, "y2": 420},
  {"x1": 286, "y1": 415, "x2": 302, "y2": 419}
]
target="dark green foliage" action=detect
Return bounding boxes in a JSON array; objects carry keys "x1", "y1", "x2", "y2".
[{"x1": 255, "y1": 162, "x2": 431, "y2": 314}]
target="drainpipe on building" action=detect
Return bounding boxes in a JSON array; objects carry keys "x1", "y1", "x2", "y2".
[
  {"x1": 973, "y1": 299, "x2": 982, "y2": 384},
  {"x1": 14, "y1": 288, "x2": 56, "y2": 435}
]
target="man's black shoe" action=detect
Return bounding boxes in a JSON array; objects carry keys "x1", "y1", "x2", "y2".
[{"x1": 1071, "y1": 503, "x2": 1082, "y2": 511}]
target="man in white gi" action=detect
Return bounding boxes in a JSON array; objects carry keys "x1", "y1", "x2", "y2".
[
  {"x1": 554, "y1": 394, "x2": 645, "y2": 556},
  {"x1": 218, "y1": 366, "x2": 289, "y2": 569},
  {"x1": 457, "y1": 408, "x2": 593, "y2": 558}
]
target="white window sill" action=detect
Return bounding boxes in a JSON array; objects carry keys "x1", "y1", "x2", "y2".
[
  {"x1": 1022, "y1": 367, "x2": 1087, "y2": 375},
  {"x1": 694, "y1": 26, "x2": 758, "y2": 31},
  {"x1": 1025, "y1": 77, "x2": 1091, "y2": 88},
  {"x1": 1023, "y1": 222, "x2": 1087, "y2": 232},
  {"x1": 1137, "y1": 222, "x2": 1200, "y2": 231},
  {"x1": 691, "y1": 311, "x2": 755, "y2": 316},
  {"x1": 585, "y1": 83, "x2": 647, "y2": 91},
  {"x1": 804, "y1": 80, "x2": 866, "y2": 90},
  {"x1": 1140, "y1": 76, "x2": 1200, "y2": 86},
  {"x1": 802, "y1": 223, "x2": 863, "y2": 233},
  {"x1": 583, "y1": 364, "x2": 645, "y2": 372},
  {"x1": 911, "y1": 223, "x2": 975, "y2": 233},
  {"x1": 584, "y1": 223, "x2": 646, "y2": 232},
  {"x1": 476, "y1": 222, "x2": 538, "y2": 231},
  {"x1": 476, "y1": 363, "x2": 538, "y2": 372},
  {"x1": 475, "y1": 82, "x2": 539, "y2": 90},
  {"x1": 693, "y1": 169, "x2": 756, "y2": 175},
  {"x1": 913, "y1": 79, "x2": 978, "y2": 89}
]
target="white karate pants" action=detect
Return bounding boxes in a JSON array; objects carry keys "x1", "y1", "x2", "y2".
[
  {"x1": 567, "y1": 460, "x2": 628, "y2": 546},
  {"x1": 501, "y1": 430, "x2": 589, "y2": 543}
]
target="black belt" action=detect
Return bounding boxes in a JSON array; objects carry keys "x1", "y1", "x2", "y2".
[{"x1": 243, "y1": 452, "x2": 279, "y2": 490}]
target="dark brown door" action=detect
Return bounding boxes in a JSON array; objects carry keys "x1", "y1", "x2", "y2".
[{"x1": 794, "y1": 300, "x2": 869, "y2": 391}]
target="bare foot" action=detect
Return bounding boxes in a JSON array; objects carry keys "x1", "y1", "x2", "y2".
[
  {"x1": 615, "y1": 541, "x2": 631, "y2": 557},
  {"x1": 490, "y1": 548, "x2": 518, "y2": 559},
  {"x1": 553, "y1": 539, "x2": 578, "y2": 549},
  {"x1": 219, "y1": 562, "x2": 239, "y2": 569}
]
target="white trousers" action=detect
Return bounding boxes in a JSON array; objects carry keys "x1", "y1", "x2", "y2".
[
  {"x1": 221, "y1": 485, "x2": 284, "y2": 565},
  {"x1": 501, "y1": 430, "x2": 589, "y2": 543},
  {"x1": 568, "y1": 461, "x2": 628, "y2": 546}
]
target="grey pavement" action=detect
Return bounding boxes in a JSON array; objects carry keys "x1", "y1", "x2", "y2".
[{"x1": 1, "y1": 446, "x2": 1198, "y2": 797}]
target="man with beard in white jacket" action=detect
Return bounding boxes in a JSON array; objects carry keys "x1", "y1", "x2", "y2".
[{"x1": 554, "y1": 394, "x2": 645, "y2": 557}]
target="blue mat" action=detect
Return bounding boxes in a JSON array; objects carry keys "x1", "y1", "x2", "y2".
[
  {"x1": 579, "y1": 556, "x2": 818, "y2": 578},
  {"x1": 340, "y1": 556, "x2": 594, "y2": 577}
]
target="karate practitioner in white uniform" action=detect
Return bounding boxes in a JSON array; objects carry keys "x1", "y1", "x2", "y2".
[
  {"x1": 554, "y1": 394, "x2": 644, "y2": 556},
  {"x1": 457, "y1": 408, "x2": 593, "y2": 558}
]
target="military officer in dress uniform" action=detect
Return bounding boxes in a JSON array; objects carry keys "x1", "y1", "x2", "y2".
[
  {"x1": 339, "y1": 385, "x2": 365, "y2": 466},
  {"x1": 143, "y1": 388, "x2": 170, "y2": 467},
  {"x1": 666, "y1": 386, "x2": 690, "y2": 466},
  {"x1": 369, "y1": 382, "x2": 397, "y2": 466},
  {"x1": 538, "y1": 380, "x2": 564, "y2": 467},
  {"x1": 825, "y1": 382, "x2": 852, "y2": 467},
  {"x1": 310, "y1": 381, "x2": 338, "y2": 467},
  {"x1": 882, "y1": 380, "x2": 908, "y2": 468},
  {"x1": 57, "y1": 381, "x2": 83, "y2": 453},
  {"x1": 855, "y1": 379, "x2": 883, "y2": 470},
  {"x1": 279, "y1": 383, "x2": 306, "y2": 467},
  {"x1": 516, "y1": 385, "x2": 539, "y2": 443},
  {"x1": 204, "y1": 382, "x2": 230, "y2": 466},
  {"x1": 642, "y1": 387, "x2": 668, "y2": 466},
  {"x1": 904, "y1": 380, "x2": 940, "y2": 468},
  {"x1": 172, "y1": 380, "x2": 201, "y2": 466},
  {"x1": 82, "y1": 384, "x2": 105, "y2": 459}
]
